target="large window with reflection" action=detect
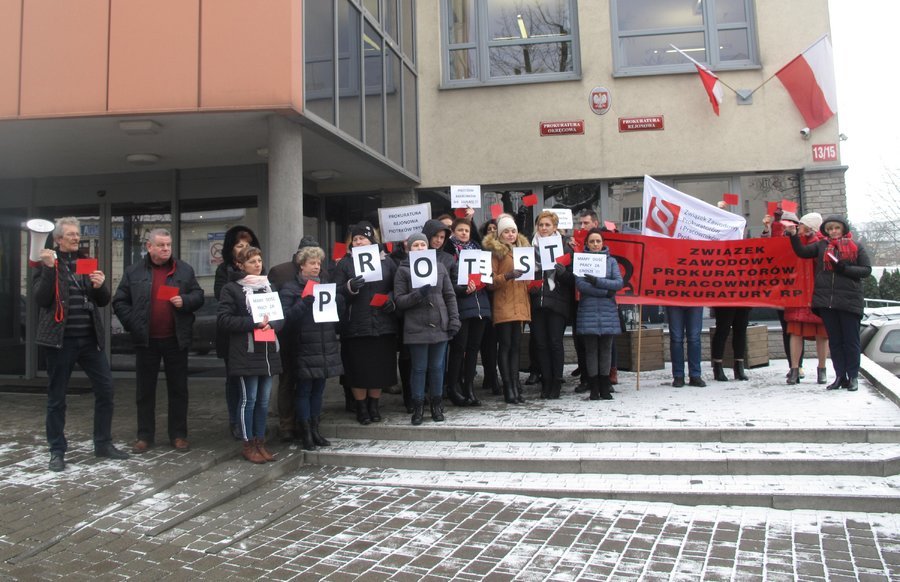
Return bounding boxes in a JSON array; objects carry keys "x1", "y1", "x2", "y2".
[
  {"x1": 610, "y1": 0, "x2": 758, "y2": 76},
  {"x1": 443, "y1": 0, "x2": 579, "y2": 86}
]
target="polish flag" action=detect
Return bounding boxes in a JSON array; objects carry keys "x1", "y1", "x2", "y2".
[
  {"x1": 670, "y1": 45, "x2": 723, "y2": 115},
  {"x1": 775, "y1": 36, "x2": 837, "y2": 129}
]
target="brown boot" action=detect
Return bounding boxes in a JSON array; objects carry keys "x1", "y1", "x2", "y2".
[
  {"x1": 609, "y1": 367, "x2": 619, "y2": 385},
  {"x1": 242, "y1": 440, "x2": 265, "y2": 464},
  {"x1": 254, "y1": 437, "x2": 276, "y2": 462}
]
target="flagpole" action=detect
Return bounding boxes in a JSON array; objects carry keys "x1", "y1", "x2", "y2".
[
  {"x1": 742, "y1": 33, "x2": 831, "y2": 98},
  {"x1": 668, "y1": 44, "x2": 741, "y2": 95},
  {"x1": 636, "y1": 305, "x2": 642, "y2": 391}
]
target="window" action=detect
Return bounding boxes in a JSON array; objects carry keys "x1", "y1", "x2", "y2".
[
  {"x1": 443, "y1": 0, "x2": 580, "y2": 87},
  {"x1": 611, "y1": 0, "x2": 758, "y2": 76},
  {"x1": 880, "y1": 330, "x2": 900, "y2": 354},
  {"x1": 622, "y1": 207, "x2": 643, "y2": 232}
]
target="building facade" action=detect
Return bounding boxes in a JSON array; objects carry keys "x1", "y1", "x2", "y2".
[{"x1": 0, "y1": 0, "x2": 845, "y2": 377}]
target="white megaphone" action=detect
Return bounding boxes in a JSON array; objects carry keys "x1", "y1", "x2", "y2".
[{"x1": 26, "y1": 218, "x2": 55, "y2": 267}]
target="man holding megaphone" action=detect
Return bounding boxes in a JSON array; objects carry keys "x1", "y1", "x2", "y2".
[{"x1": 32, "y1": 216, "x2": 130, "y2": 472}]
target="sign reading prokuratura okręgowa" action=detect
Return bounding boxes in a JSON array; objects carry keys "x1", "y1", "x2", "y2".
[{"x1": 602, "y1": 233, "x2": 814, "y2": 308}]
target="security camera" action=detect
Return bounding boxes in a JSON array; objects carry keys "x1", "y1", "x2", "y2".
[
  {"x1": 800, "y1": 127, "x2": 811, "y2": 139},
  {"x1": 839, "y1": 133, "x2": 849, "y2": 141}
]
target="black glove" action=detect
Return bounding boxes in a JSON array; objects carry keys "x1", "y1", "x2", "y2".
[
  {"x1": 554, "y1": 263, "x2": 567, "y2": 276},
  {"x1": 348, "y1": 276, "x2": 365, "y2": 292},
  {"x1": 583, "y1": 274, "x2": 598, "y2": 285},
  {"x1": 607, "y1": 289, "x2": 617, "y2": 298},
  {"x1": 833, "y1": 260, "x2": 848, "y2": 273},
  {"x1": 504, "y1": 270, "x2": 524, "y2": 280},
  {"x1": 303, "y1": 294, "x2": 315, "y2": 304},
  {"x1": 380, "y1": 298, "x2": 396, "y2": 313},
  {"x1": 418, "y1": 284, "x2": 432, "y2": 297}
]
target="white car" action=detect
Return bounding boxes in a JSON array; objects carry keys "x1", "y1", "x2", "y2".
[{"x1": 860, "y1": 308, "x2": 900, "y2": 375}]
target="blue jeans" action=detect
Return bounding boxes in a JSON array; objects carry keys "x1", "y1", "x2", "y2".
[
  {"x1": 238, "y1": 375, "x2": 272, "y2": 440},
  {"x1": 295, "y1": 378, "x2": 326, "y2": 422},
  {"x1": 408, "y1": 342, "x2": 448, "y2": 402},
  {"x1": 819, "y1": 308, "x2": 862, "y2": 380},
  {"x1": 667, "y1": 306, "x2": 703, "y2": 379},
  {"x1": 45, "y1": 336, "x2": 115, "y2": 454}
]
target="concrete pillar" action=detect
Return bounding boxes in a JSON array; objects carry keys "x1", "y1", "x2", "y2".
[
  {"x1": 267, "y1": 115, "x2": 304, "y2": 264},
  {"x1": 800, "y1": 165, "x2": 848, "y2": 218}
]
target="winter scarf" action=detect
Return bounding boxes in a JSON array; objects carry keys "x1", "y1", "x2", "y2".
[
  {"x1": 449, "y1": 236, "x2": 480, "y2": 258},
  {"x1": 238, "y1": 275, "x2": 273, "y2": 313},
  {"x1": 824, "y1": 232, "x2": 859, "y2": 271}
]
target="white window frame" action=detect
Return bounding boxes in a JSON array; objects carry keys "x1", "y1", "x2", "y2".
[
  {"x1": 441, "y1": 0, "x2": 581, "y2": 88},
  {"x1": 610, "y1": 0, "x2": 759, "y2": 77}
]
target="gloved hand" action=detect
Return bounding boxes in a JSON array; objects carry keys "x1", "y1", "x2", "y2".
[
  {"x1": 554, "y1": 263, "x2": 567, "y2": 276},
  {"x1": 303, "y1": 294, "x2": 315, "y2": 304},
  {"x1": 504, "y1": 270, "x2": 524, "y2": 280},
  {"x1": 607, "y1": 289, "x2": 617, "y2": 298},
  {"x1": 348, "y1": 276, "x2": 365, "y2": 292},
  {"x1": 418, "y1": 284, "x2": 432, "y2": 298},
  {"x1": 380, "y1": 298, "x2": 396, "y2": 313},
  {"x1": 583, "y1": 274, "x2": 598, "y2": 285},
  {"x1": 833, "y1": 260, "x2": 848, "y2": 274}
]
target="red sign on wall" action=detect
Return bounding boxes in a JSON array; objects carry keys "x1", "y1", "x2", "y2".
[
  {"x1": 618, "y1": 116, "x2": 664, "y2": 132},
  {"x1": 539, "y1": 120, "x2": 585, "y2": 136},
  {"x1": 811, "y1": 143, "x2": 838, "y2": 162}
]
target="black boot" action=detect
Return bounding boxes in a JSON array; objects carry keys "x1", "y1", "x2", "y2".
[
  {"x1": 826, "y1": 376, "x2": 843, "y2": 390},
  {"x1": 598, "y1": 375, "x2": 614, "y2": 400},
  {"x1": 515, "y1": 376, "x2": 526, "y2": 403},
  {"x1": 355, "y1": 399, "x2": 371, "y2": 425},
  {"x1": 846, "y1": 377, "x2": 858, "y2": 391},
  {"x1": 463, "y1": 382, "x2": 481, "y2": 406},
  {"x1": 411, "y1": 401, "x2": 424, "y2": 425},
  {"x1": 309, "y1": 416, "x2": 331, "y2": 447},
  {"x1": 733, "y1": 360, "x2": 749, "y2": 381},
  {"x1": 446, "y1": 384, "x2": 468, "y2": 407},
  {"x1": 343, "y1": 384, "x2": 355, "y2": 413},
  {"x1": 525, "y1": 371, "x2": 540, "y2": 385},
  {"x1": 399, "y1": 357, "x2": 413, "y2": 413},
  {"x1": 430, "y1": 399, "x2": 445, "y2": 422},
  {"x1": 786, "y1": 368, "x2": 800, "y2": 385},
  {"x1": 367, "y1": 397, "x2": 382, "y2": 422},
  {"x1": 817, "y1": 367, "x2": 827, "y2": 385},
  {"x1": 499, "y1": 360, "x2": 517, "y2": 404},
  {"x1": 298, "y1": 421, "x2": 316, "y2": 451},
  {"x1": 539, "y1": 377, "x2": 551, "y2": 399},
  {"x1": 574, "y1": 370, "x2": 588, "y2": 393},
  {"x1": 550, "y1": 378, "x2": 562, "y2": 400},
  {"x1": 712, "y1": 361, "x2": 728, "y2": 382},
  {"x1": 588, "y1": 376, "x2": 600, "y2": 401}
]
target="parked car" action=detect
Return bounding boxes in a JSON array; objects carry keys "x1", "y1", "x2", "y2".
[{"x1": 860, "y1": 308, "x2": 900, "y2": 376}]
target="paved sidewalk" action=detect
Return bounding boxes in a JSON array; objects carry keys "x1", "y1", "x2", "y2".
[{"x1": 0, "y1": 360, "x2": 899, "y2": 580}]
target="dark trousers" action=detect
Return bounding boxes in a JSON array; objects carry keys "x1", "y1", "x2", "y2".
[
  {"x1": 295, "y1": 377, "x2": 326, "y2": 422},
  {"x1": 46, "y1": 335, "x2": 115, "y2": 454},
  {"x1": 479, "y1": 319, "x2": 499, "y2": 389},
  {"x1": 135, "y1": 337, "x2": 189, "y2": 443},
  {"x1": 531, "y1": 308, "x2": 567, "y2": 384},
  {"x1": 819, "y1": 308, "x2": 862, "y2": 380},
  {"x1": 711, "y1": 307, "x2": 750, "y2": 360},
  {"x1": 277, "y1": 344, "x2": 297, "y2": 433},
  {"x1": 447, "y1": 317, "x2": 487, "y2": 391},
  {"x1": 495, "y1": 322, "x2": 523, "y2": 388}
]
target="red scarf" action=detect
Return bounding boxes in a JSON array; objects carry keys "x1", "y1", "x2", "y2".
[{"x1": 824, "y1": 232, "x2": 858, "y2": 271}]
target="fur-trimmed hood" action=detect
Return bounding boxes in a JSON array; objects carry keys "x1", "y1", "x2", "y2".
[{"x1": 482, "y1": 232, "x2": 530, "y2": 260}]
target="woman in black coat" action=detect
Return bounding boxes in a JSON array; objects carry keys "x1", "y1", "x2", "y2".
[
  {"x1": 791, "y1": 215, "x2": 871, "y2": 391},
  {"x1": 217, "y1": 246, "x2": 283, "y2": 463},
  {"x1": 280, "y1": 246, "x2": 343, "y2": 451}
]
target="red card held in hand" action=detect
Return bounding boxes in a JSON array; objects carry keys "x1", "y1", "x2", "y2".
[
  {"x1": 522, "y1": 193, "x2": 538, "y2": 207},
  {"x1": 529, "y1": 279, "x2": 543, "y2": 290},
  {"x1": 603, "y1": 221, "x2": 617, "y2": 232},
  {"x1": 766, "y1": 201, "x2": 779, "y2": 216},
  {"x1": 454, "y1": 208, "x2": 468, "y2": 218},
  {"x1": 781, "y1": 199, "x2": 798, "y2": 213},
  {"x1": 302, "y1": 279, "x2": 316, "y2": 297},
  {"x1": 555, "y1": 253, "x2": 571, "y2": 266},
  {"x1": 254, "y1": 328, "x2": 276, "y2": 342},
  {"x1": 75, "y1": 258, "x2": 98, "y2": 275},
  {"x1": 490, "y1": 204, "x2": 503, "y2": 219},
  {"x1": 385, "y1": 242, "x2": 393, "y2": 253},
  {"x1": 157, "y1": 285, "x2": 179, "y2": 301},
  {"x1": 332, "y1": 242, "x2": 347, "y2": 261},
  {"x1": 370, "y1": 293, "x2": 389, "y2": 307},
  {"x1": 723, "y1": 193, "x2": 739, "y2": 205}
]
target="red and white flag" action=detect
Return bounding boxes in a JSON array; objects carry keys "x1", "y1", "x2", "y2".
[
  {"x1": 670, "y1": 45, "x2": 724, "y2": 115},
  {"x1": 775, "y1": 35, "x2": 837, "y2": 129}
]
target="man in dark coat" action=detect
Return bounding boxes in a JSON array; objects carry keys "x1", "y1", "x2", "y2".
[
  {"x1": 33, "y1": 217, "x2": 130, "y2": 471},
  {"x1": 113, "y1": 228, "x2": 204, "y2": 452}
]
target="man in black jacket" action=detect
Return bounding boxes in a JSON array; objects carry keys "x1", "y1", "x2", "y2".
[
  {"x1": 113, "y1": 229, "x2": 204, "y2": 453},
  {"x1": 34, "y1": 217, "x2": 130, "y2": 471}
]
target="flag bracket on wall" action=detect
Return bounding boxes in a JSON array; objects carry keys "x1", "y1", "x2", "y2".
[{"x1": 735, "y1": 89, "x2": 753, "y2": 105}]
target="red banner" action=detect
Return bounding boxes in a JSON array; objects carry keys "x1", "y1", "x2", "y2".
[{"x1": 603, "y1": 233, "x2": 814, "y2": 308}]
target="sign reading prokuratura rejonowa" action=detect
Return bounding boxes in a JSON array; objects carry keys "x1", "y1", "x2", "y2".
[{"x1": 602, "y1": 233, "x2": 814, "y2": 308}]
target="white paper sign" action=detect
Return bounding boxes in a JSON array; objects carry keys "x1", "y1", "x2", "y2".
[
  {"x1": 378, "y1": 202, "x2": 432, "y2": 242},
  {"x1": 352, "y1": 244, "x2": 383, "y2": 282},
  {"x1": 513, "y1": 247, "x2": 536, "y2": 281},
  {"x1": 248, "y1": 291, "x2": 285, "y2": 323},
  {"x1": 573, "y1": 253, "x2": 608, "y2": 277},
  {"x1": 543, "y1": 208, "x2": 574, "y2": 230},
  {"x1": 642, "y1": 175, "x2": 746, "y2": 240},
  {"x1": 457, "y1": 249, "x2": 493, "y2": 285},
  {"x1": 312, "y1": 283, "x2": 339, "y2": 323},
  {"x1": 450, "y1": 185, "x2": 482, "y2": 209},
  {"x1": 409, "y1": 249, "x2": 438, "y2": 288},
  {"x1": 536, "y1": 234, "x2": 564, "y2": 271}
]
